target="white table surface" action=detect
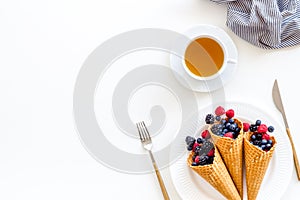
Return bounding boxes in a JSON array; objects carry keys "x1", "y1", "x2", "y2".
[{"x1": 1, "y1": 0, "x2": 300, "y2": 199}]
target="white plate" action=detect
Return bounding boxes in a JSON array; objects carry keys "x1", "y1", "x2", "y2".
[
  {"x1": 169, "y1": 102, "x2": 293, "y2": 200},
  {"x1": 169, "y1": 24, "x2": 238, "y2": 92}
]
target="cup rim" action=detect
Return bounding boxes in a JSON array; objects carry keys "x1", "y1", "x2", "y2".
[{"x1": 182, "y1": 35, "x2": 228, "y2": 81}]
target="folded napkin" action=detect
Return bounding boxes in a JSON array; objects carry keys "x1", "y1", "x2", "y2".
[{"x1": 210, "y1": 0, "x2": 300, "y2": 49}]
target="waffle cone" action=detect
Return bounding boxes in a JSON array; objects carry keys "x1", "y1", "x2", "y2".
[
  {"x1": 187, "y1": 148, "x2": 241, "y2": 200},
  {"x1": 209, "y1": 118, "x2": 244, "y2": 197},
  {"x1": 244, "y1": 132, "x2": 276, "y2": 200}
]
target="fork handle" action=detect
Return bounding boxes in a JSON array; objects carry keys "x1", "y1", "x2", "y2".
[
  {"x1": 148, "y1": 151, "x2": 170, "y2": 200},
  {"x1": 286, "y1": 128, "x2": 300, "y2": 180}
]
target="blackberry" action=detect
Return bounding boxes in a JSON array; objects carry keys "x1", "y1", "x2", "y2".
[{"x1": 205, "y1": 114, "x2": 215, "y2": 124}]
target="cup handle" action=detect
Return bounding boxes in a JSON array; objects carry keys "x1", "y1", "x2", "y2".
[{"x1": 227, "y1": 58, "x2": 237, "y2": 64}]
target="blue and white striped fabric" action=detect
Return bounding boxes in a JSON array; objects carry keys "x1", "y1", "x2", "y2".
[{"x1": 210, "y1": 0, "x2": 300, "y2": 49}]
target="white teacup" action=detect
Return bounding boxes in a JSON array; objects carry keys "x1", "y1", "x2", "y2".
[
  {"x1": 170, "y1": 24, "x2": 238, "y2": 92},
  {"x1": 182, "y1": 34, "x2": 237, "y2": 81}
]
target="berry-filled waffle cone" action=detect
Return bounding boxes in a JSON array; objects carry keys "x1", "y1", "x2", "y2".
[
  {"x1": 206, "y1": 107, "x2": 244, "y2": 197},
  {"x1": 243, "y1": 121, "x2": 276, "y2": 200},
  {"x1": 187, "y1": 147, "x2": 241, "y2": 200}
]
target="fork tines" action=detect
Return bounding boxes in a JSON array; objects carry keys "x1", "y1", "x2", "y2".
[{"x1": 136, "y1": 121, "x2": 151, "y2": 142}]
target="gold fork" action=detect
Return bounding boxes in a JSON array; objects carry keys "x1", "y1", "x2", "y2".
[{"x1": 136, "y1": 121, "x2": 170, "y2": 200}]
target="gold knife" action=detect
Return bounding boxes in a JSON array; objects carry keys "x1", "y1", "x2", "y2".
[{"x1": 272, "y1": 79, "x2": 300, "y2": 180}]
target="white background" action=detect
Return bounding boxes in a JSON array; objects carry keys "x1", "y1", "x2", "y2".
[{"x1": 1, "y1": 0, "x2": 300, "y2": 199}]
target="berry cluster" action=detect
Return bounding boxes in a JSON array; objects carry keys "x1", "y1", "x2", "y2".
[
  {"x1": 206, "y1": 106, "x2": 241, "y2": 139},
  {"x1": 244, "y1": 120, "x2": 274, "y2": 151},
  {"x1": 185, "y1": 130, "x2": 215, "y2": 166}
]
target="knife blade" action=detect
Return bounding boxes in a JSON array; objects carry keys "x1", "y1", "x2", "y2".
[{"x1": 272, "y1": 79, "x2": 300, "y2": 180}]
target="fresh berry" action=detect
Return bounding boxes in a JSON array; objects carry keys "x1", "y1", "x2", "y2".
[
  {"x1": 199, "y1": 155, "x2": 209, "y2": 165},
  {"x1": 256, "y1": 133, "x2": 262, "y2": 140},
  {"x1": 257, "y1": 124, "x2": 268, "y2": 133},
  {"x1": 195, "y1": 155, "x2": 200, "y2": 163},
  {"x1": 228, "y1": 118, "x2": 234, "y2": 124},
  {"x1": 191, "y1": 162, "x2": 198, "y2": 166},
  {"x1": 251, "y1": 134, "x2": 256, "y2": 140},
  {"x1": 268, "y1": 126, "x2": 274, "y2": 132},
  {"x1": 262, "y1": 133, "x2": 270, "y2": 140},
  {"x1": 201, "y1": 130, "x2": 211, "y2": 139},
  {"x1": 197, "y1": 137, "x2": 204, "y2": 144},
  {"x1": 261, "y1": 139, "x2": 267, "y2": 145},
  {"x1": 243, "y1": 123, "x2": 250, "y2": 132},
  {"x1": 185, "y1": 136, "x2": 195, "y2": 146},
  {"x1": 205, "y1": 114, "x2": 215, "y2": 124},
  {"x1": 255, "y1": 120, "x2": 261, "y2": 126},
  {"x1": 207, "y1": 148, "x2": 215, "y2": 157},
  {"x1": 250, "y1": 125, "x2": 257, "y2": 132},
  {"x1": 226, "y1": 109, "x2": 235, "y2": 118},
  {"x1": 192, "y1": 142, "x2": 199, "y2": 151},
  {"x1": 215, "y1": 106, "x2": 225, "y2": 116},
  {"x1": 207, "y1": 156, "x2": 214, "y2": 164},
  {"x1": 224, "y1": 132, "x2": 234, "y2": 138},
  {"x1": 215, "y1": 116, "x2": 221, "y2": 121},
  {"x1": 187, "y1": 145, "x2": 193, "y2": 151},
  {"x1": 266, "y1": 143, "x2": 272, "y2": 149}
]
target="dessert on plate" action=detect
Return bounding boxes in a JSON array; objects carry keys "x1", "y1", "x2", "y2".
[
  {"x1": 243, "y1": 120, "x2": 276, "y2": 200},
  {"x1": 205, "y1": 106, "x2": 244, "y2": 197},
  {"x1": 185, "y1": 130, "x2": 241, "y2": 200}
]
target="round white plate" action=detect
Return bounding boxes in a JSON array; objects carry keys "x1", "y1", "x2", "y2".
[
  {"x1": 169, "y1": 102, "x2": 293, "y2": 200},
  {"x1": 169, "y1": 24, "x2": 238, "y2": 92}
]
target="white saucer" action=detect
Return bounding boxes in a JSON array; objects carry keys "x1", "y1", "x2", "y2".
[{"x1": 169, "y1": 24, "x2": 238, "y2": 92}]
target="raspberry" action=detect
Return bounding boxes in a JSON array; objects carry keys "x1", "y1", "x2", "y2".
[
  {"x1": 195, "y1": 155, "x2": 200, "y2": 163},
  {"x1": 258, "y1": 124, "x2": 268, "y2": 133},
  {"x1": 243, "y1": 123, "x2": 250, "y2": 132},
  {"x1": 207, "y1": 148, "x2": 215, "y2": 157},
  {"x1": 192, "y1": 142, "x2": 199, "y2": 151},
  {"x1": 215, "y1": 106, "x2": 225, "y2": 116},
  {"x1": 262, "y1": 133, "x2": 270, "y2": 140},
  {"x1": 201, "y1": 130, "x2": 211, "y2": 139},
  {"x1": 224, "y1": 132, "x2": 234, "y2": 138},
  {"x1": 226, "y1": 109, "x2": 235, "y2": 118}
]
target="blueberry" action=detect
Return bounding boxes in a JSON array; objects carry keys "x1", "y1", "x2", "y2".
[
  {"x1": 253, "y1": 140, "x2": 261, "y2": 146},
  {"x1": 185, "y1": 136, "x2": 195, "y2": 146},
  {"x1": 228, "y1": 118, "x2": 234, "y2": 124},
  {"x1": 197, "y1": 138, "x2": 204, "y2": 144},
  {"x1": 256, "y1": 134, "x2": 262, "y2": 140},
  {"x1": 225, "y1": 123, "x2": 231, "y2": 128},
  {"x1": 266, "y1": 143, "x2": 272, "y2": 148},
  {"x1": 199, "y1": 155, "x2": 209, "y2": 165},
  {"x1": 268, "y1": 140, "x2": 273, "y2": 145},
  {"x1": 268, "y1": 126, "x2": 274, "y2": 132},
  {"x1": 261, "y1": 139, "x2": 267, "y2": 145},
  {"x1": 205, "y1": 114, "x2": 215, "y2": 124},
  {"x1": 251, "y1": 134, "x2": 256, "y2": 141},
  {"x1": 221, "y1": 119, "x2": 226, "y2": 125},
  {"x1": 256, "y1": 120, "x2": 261, "y2": 126},
  {"x1": 187, "y1": 145, "x2": 193, "y2": 151},
  {"x1": 191, "y1": 162, "x2": 198, "y2": 166},
  {"x1": 207, "y1": 156, "x2": 214, "y2": 164},
  {"x1": 235, "y1": 127, "x2": 241, "y2": 133},
  {"x1": 261, "y1": 144, "x2": 266, "y2": 150},
  {"x1": 194, "y1": 146, "x2": 201, "y2": 154},
  {"x1": 215, "y1": 116, "x2": 221, "y2": 121},
  {"x1": 229, "y1": 124, "x2": 236, "y2": 131},
  {"x1": 223, "y1": 128, "x2": 228, "y2": 133},
  {"x1": 250, "y1": 125, "x2": 257, "y2": 132}
]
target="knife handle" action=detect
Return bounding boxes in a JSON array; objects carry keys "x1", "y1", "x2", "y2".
[{"x1": 286, "y1": 128, "x2": 300, "y2": 180}]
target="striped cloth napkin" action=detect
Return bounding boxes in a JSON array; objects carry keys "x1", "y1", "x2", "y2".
[{"x1": 211, "y1": 0, "x2": 300, "y2": 49}]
